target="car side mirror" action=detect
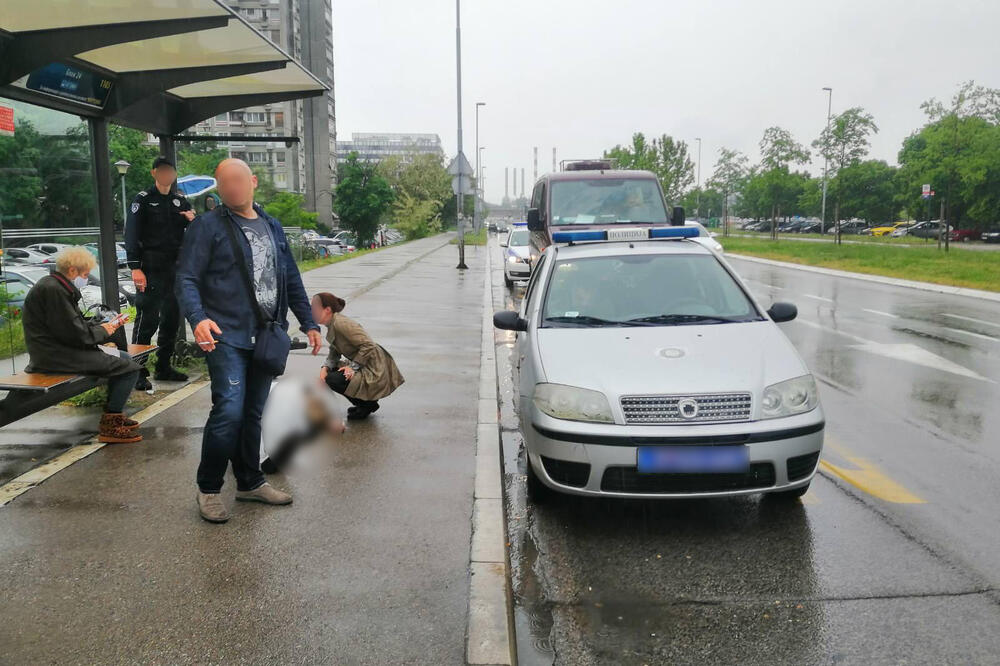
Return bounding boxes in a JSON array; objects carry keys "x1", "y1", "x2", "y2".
[
  {"x1": 494, "y1": 310, "x2": 527, "y2": 331},
  {"x1": 499, "y1": 241, "x2": 507, "y2": 247},
  {"x1": 526, "y1": 208, "x2": 542, "y2": 231},
  {"x1": 768, "y1": 302, "x2": 797, "y2": 323},
  {"x1": 671, "y1": 206, "x2": 685, "y2": 226}
]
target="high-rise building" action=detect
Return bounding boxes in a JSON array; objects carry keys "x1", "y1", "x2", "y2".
[
  {"x1": 190, "y1": 0, "x2": 336, "y2": 227},
  {"x1": 336, "y1": 133, "x2": 443, "y2": 164}
]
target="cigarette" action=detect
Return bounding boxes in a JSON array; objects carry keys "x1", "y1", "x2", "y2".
[{"x1": 198, "y1": 341, "x2": 214, "y2": 347}]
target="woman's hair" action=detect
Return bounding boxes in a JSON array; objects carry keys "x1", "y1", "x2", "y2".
[
  {"x1": 314, "y1": 292, "x2": 346, "y2": 313},
  {"x1": 54, "y1": 246, "x2": 97, "y2": 274}
]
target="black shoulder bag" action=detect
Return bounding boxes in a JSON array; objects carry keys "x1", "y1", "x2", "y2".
[{"x1": 222, "y1": 215, "x2": 291, "y2": 376}]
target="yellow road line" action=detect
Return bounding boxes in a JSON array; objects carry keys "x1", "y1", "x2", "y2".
[
  {"x1": 0, "y1": 380, "x2": 209, "y2": 508},
  {"x1": 799, "y1": 490, "x2": 821, "y2": 505},
  {"x1": 819, "y1": 458, "x2": 926, "y2": 504}
]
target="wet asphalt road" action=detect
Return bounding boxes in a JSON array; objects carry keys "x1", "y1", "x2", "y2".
[
  {"x1": 0, "y1": 235, "x2": 486, "y2": 664},
  {"x1": 489, "y1": 237, "x2": 1000, "y2": 664}
]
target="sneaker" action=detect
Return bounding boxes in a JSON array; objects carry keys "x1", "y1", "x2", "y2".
[
  {"x1": 154, "y1": 367, "x2": 189, "y2": 382},
  {"x1": 235, "y1": 483, "x2": 292, "y2": 505},
  {"x1": 197, "y1": 492, "x2": 229, "y2": 523}
]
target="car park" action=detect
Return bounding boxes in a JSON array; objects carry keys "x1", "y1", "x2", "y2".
[
  {"x1": 825, "y1": 220, "x2": 870, "y2": 235},
  {"x1": 949, "y1": 228, "x2": 982, "y2": 242},
  {"x1": 2, "y1": 247, "x2": 54, "y2": 266},
  {"x1": 26, "y1": 242, "x2": 71, "y2": 256},
  {"x1": 494, "y1": 226, "x2": 824, "y2": 502},
  {"x1": 906, "y1": 220, "x2": 951, "y2": 239},
  {"x1": 870, "y1": 221, "x2": 913, "y2": 237},
  {"x1": 983, "y1": 227, "x2": 1000, "y2": 243},
  {"x1": 308, "y1": 238, "x2": 346, "y2": 258},
  {"x1": 86, "y1": 265, "x2": 138, "y2": 306},
  {"x1": 1, "y1": 265, "x2": 125, "y2": 311},
  {"x1": 84, "y1": 242, "x2": 128, "y2": 267},
  {"x1": 502, "y1": 224, "x2": 531, "y2": 287}
]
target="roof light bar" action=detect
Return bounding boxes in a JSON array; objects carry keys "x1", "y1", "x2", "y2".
[{"x1": 551, "y1": 226, "x2": 698, "y2": 244}]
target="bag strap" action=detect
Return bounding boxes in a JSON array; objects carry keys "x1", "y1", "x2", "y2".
[{"x1": 220, "y1": 208, "x2": 271, "y2": 327}]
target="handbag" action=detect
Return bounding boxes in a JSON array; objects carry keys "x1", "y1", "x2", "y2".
[{"x1": 222, "y1": 214, "x2": 291, "y2": 376}]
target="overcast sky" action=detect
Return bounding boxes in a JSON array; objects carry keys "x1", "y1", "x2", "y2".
[{"x1": 332, "y1": 0, "x2": 999, "y2": 203}]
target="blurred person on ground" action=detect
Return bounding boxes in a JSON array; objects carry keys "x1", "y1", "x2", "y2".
[
  {"x1": 22, "y1": 247, "x2": 141, "y2": 443},
  {"x1": 312, "y1": 292, "x2": 404, "y2": 420},
  {"x1": 259, "y1": 377, "x2": 346, "y2": 474},
  {"x1": 124, "y1": 156, "x2": 196, "y2": 390},
  {"x1": 176, "y1": 158, "x2": 323, "y2": 524}
]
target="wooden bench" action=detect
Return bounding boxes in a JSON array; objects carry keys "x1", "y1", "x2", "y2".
[{"x1": 0, "y1": 344, "x2": 157, "y2": 427}]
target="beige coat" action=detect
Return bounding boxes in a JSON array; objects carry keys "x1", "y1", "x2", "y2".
[{"x1": 323, "y1": 313, "x2": 404, "y2": 401}]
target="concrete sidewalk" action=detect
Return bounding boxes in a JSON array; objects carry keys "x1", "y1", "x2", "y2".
[{"x1": 0, "y1": 236, "x2": 489, "y2": 664}]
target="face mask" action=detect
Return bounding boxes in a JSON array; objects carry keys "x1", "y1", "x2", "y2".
[{"x1": 72, "y1": 276, "x2": 89, "y2": 290}]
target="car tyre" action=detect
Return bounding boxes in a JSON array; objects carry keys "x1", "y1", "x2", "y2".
[
  {"x1": 766, "y1": 482, "x2": 810, "y2": 501},
  {"x1": 526, "y1": 459, "x2": 553, "y2": 504},
  {"x1": 504, "y1": 272, "x2": 513, "y2": 288}
]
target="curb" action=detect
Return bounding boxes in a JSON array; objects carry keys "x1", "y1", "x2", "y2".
[
  {"x1": 727, "y1": 253, "x2": 1000, "y2": 303},
  {"x1": 466, "y1": 244, "x2": 517, "y2": 665}
]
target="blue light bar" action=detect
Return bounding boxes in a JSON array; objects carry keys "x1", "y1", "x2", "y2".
[
  {"x1": 552, "y1": 230, "x2": 608, "y2": 242},
  {"x1": 649, "y1": 226, "x2": 699, "y2": 239}
]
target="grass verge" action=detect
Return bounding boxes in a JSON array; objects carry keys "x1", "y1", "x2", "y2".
[
  {"x1": 721, "y1": 236, "x2": 1000, "y2": 292},
  {"x1": 449, "y1": 228, "x2": 487, "y2": 246}
]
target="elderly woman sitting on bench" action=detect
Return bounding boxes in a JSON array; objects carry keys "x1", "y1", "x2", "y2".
[{"x1": 21, "y1": 247, "x2": 142, "y2": 443}]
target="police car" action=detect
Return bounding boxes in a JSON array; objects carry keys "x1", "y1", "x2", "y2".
[
  {"x1": 502, "y1": 223, "x2": 531, "y2": 287},
  {"x1": 494, "y1": 225, "x2": 824, "y2": 502}
]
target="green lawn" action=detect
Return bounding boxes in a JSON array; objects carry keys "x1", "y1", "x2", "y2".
[
  {"x1": 296, "y1": 244, "x2": 391, "y2": 273},
  {"x1": 721, "y1": 236, "x2": 1000, "y2": 292},
  {"x1": 449, "y1": 228, "x2": 487, "y2": 246}
]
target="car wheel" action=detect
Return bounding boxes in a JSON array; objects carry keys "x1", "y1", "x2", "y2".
[
  {"x1": 526, "y1": 459, "x2": 553, "y2": 504},
  {"x1": 504, "y1": 272, "x2": 513, "y2": 288},
  {"x1": 766, "y1": 482, "x2": 810, "y2": 501}
]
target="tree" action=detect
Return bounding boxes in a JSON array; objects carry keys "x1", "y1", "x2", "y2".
[
  {"x1": 107, "y1": 124, "x2": 158, "y2": 225},
  {"x1": 177, "y1": 142, "x2": 228, "y2": 178},
  {"x1": 707, "y1": 148, "x2": 749, "y2": 234},
  {"x1": 251, "y1": 167, "x2": 279, "y2": 207},
  {"x1": 263, "y1": 192, "x2": 318, "y2": 229},
  {"x1": 604, "y1": 132, "x2": 694, "y2": 201},
  {"x1": 757, "y1": 127, "x2": 810, "y2": 238},
  {"x1": 377, "y1": 152, "x2": 452, "y2": 239},
  {"x1": 760, "y1": 127, "x2": 810, "y2": 170},
  {"x1": 332, "y1": 152, "x2": 394, "y2": 244},
  {"x1": 392, "y1": 192, "x2": 442, "y2": 240},
  {"x1": 836, "y1": 160, "x2": 898, "y2": 224},
  {"x1": 811, "y1": 108, "x2": 878, "y2": 241}
]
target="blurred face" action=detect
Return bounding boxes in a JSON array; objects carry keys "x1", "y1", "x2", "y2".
[
  {"x1": 64, "y1": 266, "x2": 90, "y2": 281},
  {"x1": 311, "y1": 296, "x2": 333, "y2": 326},
  {"x1": 151, "y1": 165, "x2": 177, "y2": 189},
  {"x1": 215, "y1": 158, "x2": 257, "y2": 210}
]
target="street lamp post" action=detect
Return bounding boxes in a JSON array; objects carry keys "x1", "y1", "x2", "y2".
[
  {"x1": 454, "y1": 0, "x2": 467, "y2": 269},
  {"x1": 820, "y1": 87, "x2": 832, "y2": 234},
  {"x1": 114, "y1": 159, "x2": 130, "y2": 223},
  {"x1": 474, "y1": 102, "x2": 485, "y2": 234},
  {"x1": 695, "y1": 137, "x2": 702, "y2": 219}
]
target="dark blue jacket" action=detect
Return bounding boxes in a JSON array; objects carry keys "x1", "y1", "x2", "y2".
[{"x1": 175, "y1": 203, "x2": 318, "y2": 349}]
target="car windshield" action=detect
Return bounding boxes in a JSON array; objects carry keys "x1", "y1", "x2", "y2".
[
  {"x1": 541, "y1": 254, "x2": 761, "y2": 327},
  {"x1": 507, "y1": 229, "x2": 529, "y2": 246},
  {"x1": 550, "y1": 178, "x2": 668, "y2": 225}
]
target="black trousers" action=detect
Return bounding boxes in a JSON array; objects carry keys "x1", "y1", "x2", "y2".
[
  {"x1": 325, "y1": 368, "x2": 379, "y2": 411},
  {"x1": 132, "y1": 269, "x2": 179, "y2": 371}
]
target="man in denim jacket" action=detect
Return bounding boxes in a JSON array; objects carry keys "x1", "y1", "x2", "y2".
[{"x1": 176, "y1": 158, "x2": 323, "y2": 523}]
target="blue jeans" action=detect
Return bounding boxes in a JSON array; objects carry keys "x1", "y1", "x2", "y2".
[{"x1": 197, "y1": 343, "x2": 273, "y2": 493}]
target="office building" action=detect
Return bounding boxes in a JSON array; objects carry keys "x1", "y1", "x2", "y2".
[{"x1": 336, "y1": 133, "x2": 443, "y2": 165}]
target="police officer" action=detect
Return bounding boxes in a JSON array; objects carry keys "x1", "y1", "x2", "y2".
[{"x1": 125, "y1": 156, "x2": 196, "y2": 389}]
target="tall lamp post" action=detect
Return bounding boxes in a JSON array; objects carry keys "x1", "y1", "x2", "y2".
[
  {"x1": 113, "y1": 159, "x2": 130, "y2": 223},
  {"x1": 454, "y1": 0, "x2": 467, "y2": 269},
  {"x1": 820, "y1": 87, "x2": 832, "y2": 234},
  {"x1": 694, "y1": 137, "x2": 702, "y2": 220},
  {"x1": 474, "y1": 102, "x2": 485, "y2": 234}
]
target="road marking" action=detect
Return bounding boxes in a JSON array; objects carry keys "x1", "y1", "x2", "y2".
[
  {"x1": 804, "y1": 294, "x2": 834, "y2": 303},
  {"x1": 0, "y1": 380, "x2": 209, "y2": 508},
  {"x1": 943, "y1": 327, "x2": 1000, "y2": 343},
  {"x1": 796, "y1": 318, "x2": 993, "y2": 382},
  {"x1": 820, "y1": 458, "x2": 926, "y2": 504},
  {"x1": 863, "y1": 308, "x2": 900, "y2": 319},
  {"x1": 943, "y1": 313, "x2": 1000, "y2": 329}
]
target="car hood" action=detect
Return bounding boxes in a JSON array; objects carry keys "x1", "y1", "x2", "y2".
[
  {"x1": 507, "y1": 245, "x2": 530, "y2": 259},
  {"x1": 535, "y1": 321, "x2": 808, "y2": 399}
]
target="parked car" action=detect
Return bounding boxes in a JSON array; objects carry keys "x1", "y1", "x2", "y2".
[
  {"x1": 502, "y1": 224, "x2": 531, "y2": 287},
  {"x1": 26, "y1": 242, "x2": 72, "y2": 256},
  {"x1": 2, "y1": 247, "x2": 54, "y2": 266},
  {"x1": 797, "y1": 222, "x2": 824, "y2": 234},
  {"x1": 84, "y1": 242, "x2": 128, "y2": 267},
  {"x1": 982, "y1": 227, "x2": 1000, "y2": 243},
  {"x1": 493, "y1": 230, "x2": 823, "y2": 502},
  {"x1": 308, "y1": 238, "x2": 346, "y2": 258},
  {"x1": 1, "y1": 266, "x2": 126, "y2": 311},
  {"x1": 86, "y1": 265, "x2": 138, "y2": 306},
  {"x1": 949, "y1": 228, "x2": 983, "y2": 242},
  {"x1": 825, "y1": 220, "x2": 870, "y2": 235},
  {"x1": 331, "y1": 231, "x2": 357, "y2": 251},
  {"x1": 685, "y1": 221, "x2": 724, "y2": 253},
  {"x1": 870, "y1": 221, "x2": 914, "y2": 237},
  {"x1": 907, "y1": 221, "x2": 952, "y2": 239}
]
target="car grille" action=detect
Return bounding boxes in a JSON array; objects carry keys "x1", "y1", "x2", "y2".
[
  {"x1": 541, "y1": 456, "x2": 590, "y2": 488},
  {"x1": 787, "y1": 452, "x2": 820, "y2": 481},
  {"x1": 620, "y1": 393, "x2": 752, "y2": 424},
  {"x1": 600, "y1": 463, "x2": 775, "y2": 494}
]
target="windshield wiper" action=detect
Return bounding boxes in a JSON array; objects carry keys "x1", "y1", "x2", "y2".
[
  {"x1": 544, "y1": 315, "x2": 626, "y2": 327},
  {"x1": 625, "y1": 313, "x2": 749, "y2": 325}
]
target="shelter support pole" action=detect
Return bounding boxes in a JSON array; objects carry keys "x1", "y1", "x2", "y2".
[{"x1": 88, "y1": 118, "x2": 122, "y2": 310}]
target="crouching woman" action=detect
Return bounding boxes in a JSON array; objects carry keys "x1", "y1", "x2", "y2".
[
  {"x1": 22, "y1": 247, "x2": 142, "y2": 443},
  {"x1": 312, "y1": 292, "x2": 403, "y2": 419}
]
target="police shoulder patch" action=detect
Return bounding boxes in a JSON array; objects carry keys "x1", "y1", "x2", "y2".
[
  {"x1": 172, "y1": 198, "x2": 181, "y2": 207},
  {"x1": 137, "y1": 190, "x2": 148, "y2": 197},
  {"x1": 131, "y1": 203, "x2": 141, "y2": 214}
]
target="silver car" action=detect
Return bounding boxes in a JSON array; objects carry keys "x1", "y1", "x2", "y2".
[{"x1": 494, "y1": 236, "x2": 824, "y2": 502}]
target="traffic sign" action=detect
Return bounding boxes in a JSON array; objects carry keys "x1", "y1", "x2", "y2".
[
  {"x1": 452, "y1": 174, "x2": 472, "y2": 195},
  {"x1": 446, "y1": 152, "x2": 474, "y2": 177},
  {"x1": 922, "y1": 183, "x2": 931, "y2": 195}
]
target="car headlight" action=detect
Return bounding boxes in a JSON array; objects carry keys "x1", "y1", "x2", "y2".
[
  {"x1": 761, "y1": 375, "x2": 818, "y2": 419},
  {"x1": 507, "y1": 255, "x2": 524, "y2": 264},
  {"x1": 533, "y1": 383, "x2": 614, "y2": 423}
]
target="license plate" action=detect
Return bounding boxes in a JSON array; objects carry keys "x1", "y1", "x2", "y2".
[
  {"x1": 606, "y1": 227, "x2": 648, "y2": 241},
  {"x1": 637, "y1": 446, "x2": 749, "y2": 474}
]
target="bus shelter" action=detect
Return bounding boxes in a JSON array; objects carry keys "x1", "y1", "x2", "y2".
[{"x1": 0, "y1": 0, "x2": 327, "y2": 307}]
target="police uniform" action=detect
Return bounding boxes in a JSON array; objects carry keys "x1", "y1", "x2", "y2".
[{"x1": 124, "y1": 183, "x2": 192, "y2": 377}]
